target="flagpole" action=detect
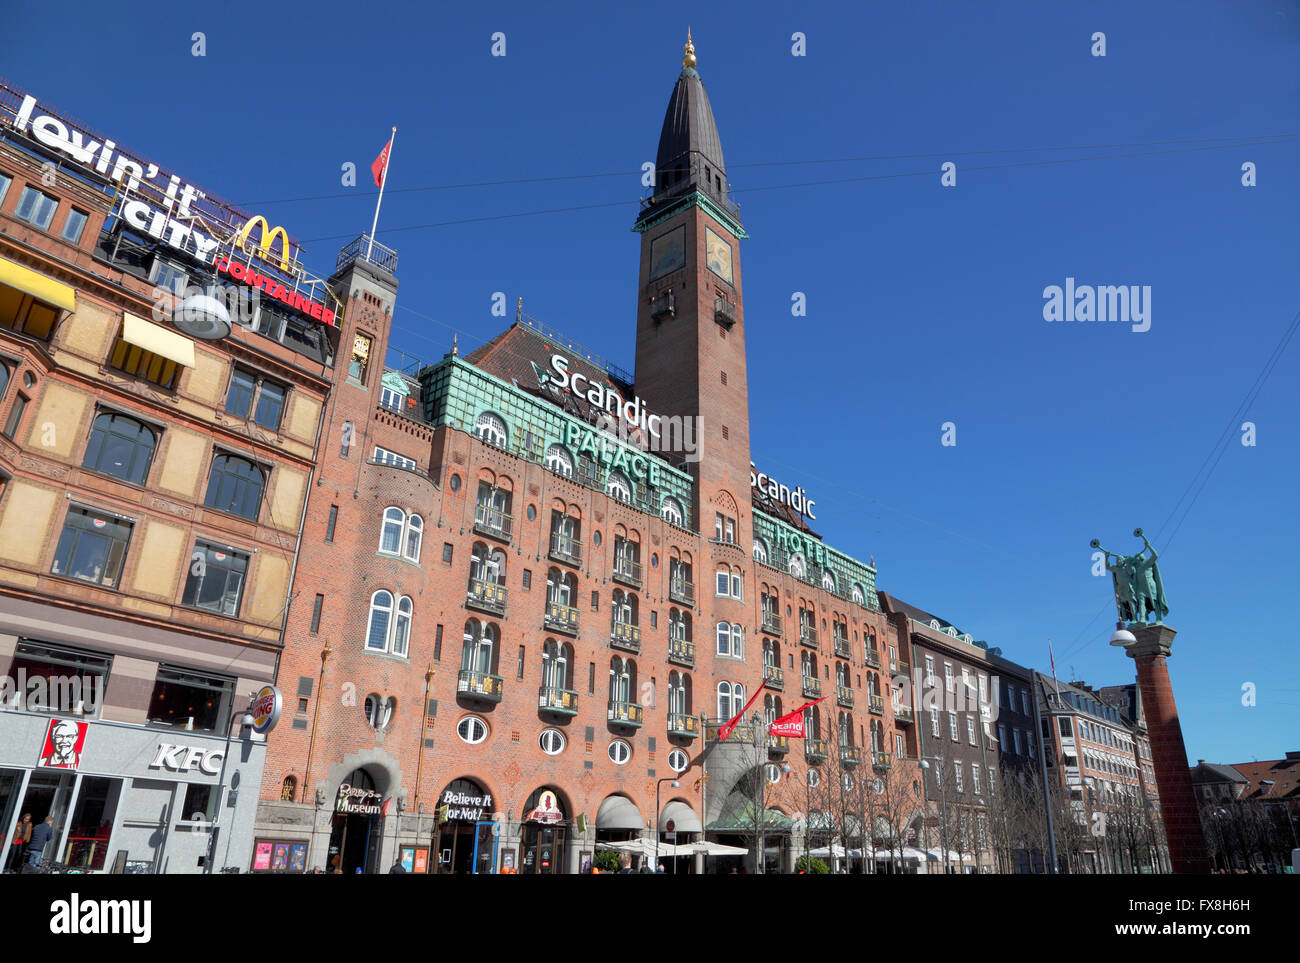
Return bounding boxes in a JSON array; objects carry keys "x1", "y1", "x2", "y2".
[{"x1": 367, "y1": 126, "x2": 396, "y2": 260}]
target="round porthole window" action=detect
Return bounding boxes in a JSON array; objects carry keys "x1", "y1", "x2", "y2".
[
  {"x1": 651, "y1": 553, "x2": 659, "y2": 569},
  {"x1": 540, "y1": 728, "x2": 565, "y2": 755},
  {"x1": 842, "y1": 773, "x2": 854, "y2": 791},
  {"x1": 608, "y1": 740, "x2": 631, "y2": 765},
  {"x1": 456, "y1": 715, "x2": 487, "y2": 744},
  {"x1": 527, "y1": 504, "x2": 537, "y2": 521},
  {"x1": 765, "y1": 763, "x2": 782, "y2": 785},
  {"x1": 668, "y1": 749, "x2": 688, "y2": 773},
  {"x1": 449, "y1": 474, "x2": 461, "y2": 492},
  {"x1": 807, "y1": 770, "x2": 821, "y2": 787},
  {"x1": 593, "y1": 530, "x2": 602, "y2": 547}
]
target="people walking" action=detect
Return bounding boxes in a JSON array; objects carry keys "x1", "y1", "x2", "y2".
[
  {"x1": 6, "y1": 813, "x2": 31, "y2": 872},
  {"x1": 27, "y1": 816, "x2": 53, "y2": 868}
]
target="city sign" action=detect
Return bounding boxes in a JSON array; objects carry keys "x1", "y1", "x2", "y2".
[{"x1": 751, "y1": 462, "x2": 816, "y2": 520}]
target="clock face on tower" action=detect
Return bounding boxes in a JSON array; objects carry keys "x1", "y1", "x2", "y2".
[{"x1": 705, "y1": 228, "x2": 733, "y2": 284}]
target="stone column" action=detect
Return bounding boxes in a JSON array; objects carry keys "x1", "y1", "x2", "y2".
[{"x1": 1126, "y1": 624, "x2": 1209, "y2": 873}]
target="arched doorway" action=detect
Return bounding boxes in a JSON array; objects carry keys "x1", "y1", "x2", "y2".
[
  {"x1": 328, "y1": 768, "x2": 385, "y2": 874},
  {"x1": 658, "y1": 799, "x2": 702, "y2": 874},
  {"x1": 519, "y1": 786, "x2": 567, "y2": 875},
  {"x1": 433, "y1": 778, "x2": 495, "y2": 874}
]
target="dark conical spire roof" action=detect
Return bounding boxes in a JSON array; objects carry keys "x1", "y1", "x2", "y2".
[{"x1": 652, "y1": 32, "x2": 733, "y2": 212}]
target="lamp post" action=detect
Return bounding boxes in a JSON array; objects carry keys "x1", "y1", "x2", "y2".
[
  {"x1": 654, "y1": 776, "x2": 680, "y2": 873},
  {"x1": 922, "y1": 756, "x2": 949, "y2": 874},
  {"x1": 204, "y1": 707, "x2": 255, "y2": 874}
]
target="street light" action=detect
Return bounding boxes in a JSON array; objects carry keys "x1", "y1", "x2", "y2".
[
  {"x1": 204, "y1": 708, "x2": 256, "y2": 874},
  {"x1": 921, "y1": 756, "x2": 950, "y2": 874},
  {"x1": 654, "y1": 776, "x2": 680, "y2": 873}
]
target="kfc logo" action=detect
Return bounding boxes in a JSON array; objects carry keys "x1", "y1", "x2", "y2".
[{"x1": 38, "y1": 718, "x2": 87, "y2": 770}]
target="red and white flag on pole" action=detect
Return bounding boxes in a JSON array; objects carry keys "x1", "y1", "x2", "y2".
[
  {"x1": 718, "y1": 683, "x2": 764, "y2": 742},
  {"x1": 371, "y1": 135, "x2": 394, "y2": 187},
  {"x1": 769, "y1": 697, "x2": 827, "y2": 738},
  {"x1": 1049, "y1": 641, "x2": 1057, "y2": 679}
]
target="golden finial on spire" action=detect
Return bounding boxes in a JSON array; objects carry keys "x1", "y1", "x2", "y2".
[{"x1": 682, "y1": 28, "x2": 696, "y2": 69}]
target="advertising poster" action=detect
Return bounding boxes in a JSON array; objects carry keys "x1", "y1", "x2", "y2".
[{"x1": 253, "y1": 842, "x2": 273, "y2": 871}]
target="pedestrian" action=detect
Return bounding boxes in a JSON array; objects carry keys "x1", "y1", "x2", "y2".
[
  {"x1": 27, "y1": 816, "x2": 53, "y2": 868},
  {"x1": 7, "y1": 813, "x2": 30, "y2": 872},
  {"x1": 388, "y1": 859, "x2": 407, "y2": 874},
  {"x1": 617, "y1": 853, "x2": 635, "y2": 874}
]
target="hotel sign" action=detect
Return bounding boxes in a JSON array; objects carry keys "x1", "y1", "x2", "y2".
[{"x1": 751, "y1": 462, "x2": 816, "y2": 520}]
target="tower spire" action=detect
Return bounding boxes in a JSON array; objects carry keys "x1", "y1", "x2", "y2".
[{"x1": 683, "y1": 28, "x2": 696, "y2": 69}]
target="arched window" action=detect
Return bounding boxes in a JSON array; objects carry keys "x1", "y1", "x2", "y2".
[
  {"x1": 765, "y1": 694, "x2": 782, "y2": 726},
  {"x1": 204, "y1": 453, "x2": 264, "y2": 520},
  {"x1": 716, "y1": 622, "x2": 731, "y2": 657},
  {"x1": 462, "y1": 619, "x2": 496, "y2": 674},
  {"x1": 365, "y1": 590, "x2": 393, "y2": 651},
  {"x1": 822, "y1": 570, "x2": 836, "y2": 593},
  {"x1": 606, "y1": 470, "x2": 632, "y2": 504},
  {"x1": 753, "y1": 538, "x2": 768, "y2": 564},
  {"x1": 668, "y1": 671, "x2": 689, "y2": 715},
  {"x1": 475, "y1": 411, "x2": 507, "y2": 448},
  {"x1": 279, "y1": 775, "x2": 297, "y2": 802},
  {"x1": 404, "y1": 514, "x2": 423, "y2": 562},
  {"x1": 763, "y1": 639, "x2": 779, "y2": 668},
  {"x1": 546, "y1": 567, "x2": 573, "y2": 606},
  {"x1": 716, "y1": 681, "x2": 732, "y2": 721},
  {"x1": 851, "y1": 583, "x2": 866, "y2": 606},
  {"x1": 609, "y1": 656, "x2": 634, "y2": 704},
  {"x1": 392, "y1": 596, "x2": 411, "y2": 657},
  {"x1": 542, "y1": 639, "x2": 570, "y2": 690},
  {"x1": 545, "y1": 443, "x2": 574, "y2": 477},
  {"x1": 837, "y1": 662, "x2": 849, "y2": 688},
  {"x1": 669, "y1": 609, "x2": 689, "y2": 642},
  {"x1": 788, "y1": 552, "x2": 805, "y2": 579},
  {"x1": 471, "y1": 542, "x2": 506, "y2": 585},
  {"x1": 805, "y1": 705, "x2": 821, "y2": 740},
  {"x1": 661, "y1": 497, "x2": 684, "y2": 527},
  {"x1": 612, "y1": 590, "x2": 635, "y2": 627},
  {"x1": 83, "y1": 412, "x2": 157, "y2": 485},
  {"x1": 839, "y1": 711, "x2": 853, "y2": 746},
  {"x1": 802, "y1": 651, "x2": 817, "y2": 680},
  {"x1": 380, "y1": 507, "x2": 405, "y2": 554}
]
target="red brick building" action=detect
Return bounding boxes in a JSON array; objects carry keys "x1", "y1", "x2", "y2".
[{"x1": 255, "y1": 36, "x2": 914, "y2": 874}]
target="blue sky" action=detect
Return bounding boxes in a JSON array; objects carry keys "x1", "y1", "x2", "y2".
[{"x1": 6, "y1": 1, "x2": 1298, "y2": 762}]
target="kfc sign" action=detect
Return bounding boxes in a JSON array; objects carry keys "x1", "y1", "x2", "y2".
[
  {"x1": 149, "y1": 743, "x2": 224, "y2": 776},
  {"x1": 38, "y1": 718, "x2": 87, "y2": 770}
]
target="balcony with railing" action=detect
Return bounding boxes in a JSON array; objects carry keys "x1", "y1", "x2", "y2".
[
  {"x1": 538, "y1": 685, "x2": 579, "y2": 716},
  {"x1": 650, "y1": 290, "x2": 676, "y2": 321},
  {"x1": 872, "y1": 750, "x2": 893, "y2": 771},
  {"x1": 549, "y1": 533, "x2": 582, "y2": 567},
  {"x1": 836, "y1": 684, "x2": 854, "y2": 708},
  {"x1": 833, "y1": 634, "x2": 852, "y2": 659},
  {"x1": 544, "y1": 601, "x2": 579, "y2": 636},
  {"x1": 865, "y1": 648, "x2": 881, "y2": 669},
  {"x1": 612, "y1": 557, "x2": 643, "y2": 590},
  {"x1": 667, "y1": 712, "x2": 699, "y2": 739},
  {"x1": 608, "y1": 700, "x2": 644, "y2": 728},
  {"x1": 668, "y1": 577, "x2": 695, "y2": 606},
  {"x1": 474, "y1": 504, "x2": 512, "y2": 542},
  {"x1": 465, "y1": 578, "x2": 507, "y2": 616},
  {"x1": 802, "y1": 675, "x2": 822, "y2": 700},
  {"x1": 893, "y1": 702, "x2": 914, "y2": 725},
  {"x1": 337, "y1": 234, "x2": 398, "y2": 275},
  {"x1": 763, "y1": 664, "x2": 784, "y2": 690},
  {"x1": 714, "y1": 296, "x2": 736, "y2": 329},
  {"x1": 611, "y1": 620, "x2": 641, "y2": 654},
  {"x1": 667, "y1": 636, "x2": 695, "y2": 667},
  {"x1": 805, "y1": 738, "x2": 828, "y2": 763},
  {"x1": 840, "y1": 744, "x2": 863, "y2": 767},
  {"x1": 799, "y1": 624, "x2": 818, "y2": 648},
  {"x1": 761, "y1": 611, "x2": 783, "y2": 635},
  {"x1": 768, "y1": 734, "x2": 790, "y2": 755},
  {"x1": 458, "y1": 670, "x2": 503, "y2": 703},
  {"x1": 890, "y1": 657, "x2": 910, "y2": 676},
  {"x1": 869, "y1": 693, "x2": 885, "y2": 716}
]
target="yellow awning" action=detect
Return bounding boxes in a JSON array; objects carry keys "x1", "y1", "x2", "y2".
[
  {"x1": 121, "y1": 312, "x2": 195, "y2": 368},
  {"x1": 0, "y1": 256, "x2": 77, "y2": 312}
]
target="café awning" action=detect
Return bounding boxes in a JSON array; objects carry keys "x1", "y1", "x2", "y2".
[
  {"x1": 596, "y1": 794, "x2": 642, "y2": 831},
  {"x1": 121, "y1": 312, "x2": 195, "y2": 368},
  {"x1": 658, "y1": 801, "x2": 702, "y2": 834},
  {"x1": 0, "y1": 256, "x2": 76, "y2": 312}
]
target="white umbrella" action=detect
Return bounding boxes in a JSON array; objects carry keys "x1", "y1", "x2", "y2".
[
  {"x1": 689, "y1": 841, "x2": 748, "y2": 856},
  {"x1": 810, "y1": 844, "x2": 848, "y2": 858}
]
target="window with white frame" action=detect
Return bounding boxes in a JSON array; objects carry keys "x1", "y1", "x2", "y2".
[
  {"x1": 924, "y1": 655, "x2": 935, "y2": 684},
  {"x1": 753, "y1": 538, "x2": 768, "y2": 564},
  {"x1": 716, "y1": 681, "x2": 744, "y2": 720},
  {"x1": 475, "y1": 411, "x2": 507, "y2": 448},
  {"x1": 971, "y1": 763, "x2": 981, "y2": 796},
  {"x1": 930, "y1": 707, "x2": 940, "y2": 737},
  {"x1": 661, "y1": 496, "x2": 684, "y2": 527},
  {"x1": 545, "y1": 443, "x2": 574, "y2": 477},
  {"x1": 373, "y1": 446, "x2": 417, "y2": 471},
  {"x1": 948, "y1": 711, "x2": 958, "y2": 741},
  {"x1": 456, "y1": 715, "x2": 487, "y2": 744},
  {"x1": 716, "y1": 621, "x2": 742, "y2": 658},
  {"x1": 608, "y1": 740, "x2": 631, "y2": 765},
  {"x1": 851, "y1": 583, "x2": 865, "y2": 606},
  {"x1": 954, "y1": 761, "x2": 964, "y2": 793},
  {"x1": 606, "y1": 470, "x2": 632, "y2": 504},
  {"x1": 821, "y1": 570, "x2": 835, "y2": 593},
  {"x1": 944, "y1": 662, "x2": 954, "y2": 692},
  {"x1": 967, "y1": 716, "x2": 976, "y2": 745},
  {"x1": 378, "y1": 507, "x2": 422, "y2": 562},
  {"x1": 788, "y1": 552, "x2": 805, "y2": 579},
  {"x1": 365, "y1": 590, "x2": 412, "y2": 656}
]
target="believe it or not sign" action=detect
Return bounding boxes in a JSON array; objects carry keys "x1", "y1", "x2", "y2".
[
  {"x1": 149, "y1": 743, "x2": 224, "y2": 776},
  {"x1": 751, "y1": 462, "x2": 816, "y2": 520},
  {"x1": 441, "y1": 788, "x2": 492, "y2": 822},
  {"x1": 250, "y1": 685, "x2": 282, "y2": 734}
]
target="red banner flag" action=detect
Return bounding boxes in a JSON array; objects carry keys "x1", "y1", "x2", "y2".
[
  {"x1": 769, "y1": 696, "x2": 827, "y2": 738},
  {"x1": 718, "y1": 684, "x2": 764, "y2": 742},
  {"x1": 371, "y1": 136, "x2": 393, "y2": 187}
]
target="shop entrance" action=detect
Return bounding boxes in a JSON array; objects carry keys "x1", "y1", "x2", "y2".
[
  {"x1": 328, "y1": 768, "x2": 382, "y2": 874},
  {"x1": 433, "y1": 778, "x2": 495, "y2": 874},
  {"x1": 18, "y1": 770, "x2": 74, "y2": 864},
  {"x1": 521, "y1": 786, "x2": 567, "y2": 875}
]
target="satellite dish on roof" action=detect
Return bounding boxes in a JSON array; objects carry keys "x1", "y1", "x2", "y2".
[{"x1": 173, "y1": 294, "x2": 231, "y2": 340}]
